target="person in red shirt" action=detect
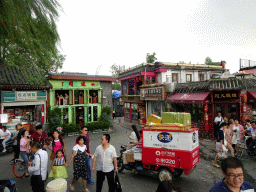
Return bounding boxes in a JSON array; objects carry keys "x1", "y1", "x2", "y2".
[{"x1": 30, "y1": 125, "x2": 48, "y2": 150}]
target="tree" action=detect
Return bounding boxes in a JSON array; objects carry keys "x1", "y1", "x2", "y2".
[
  {"x1": 146, "y1": 52, "x2": 157, "y2": 63},
  {"x1": 112, "y1": 81, "x2": 121, "y2": 90},
  {"x1": 205, "y1": 57, "x2": 212, "y2": 65},
  {"x1": 0, "y1": 0, "x2": 62, "y2": 73},
  {"x1": 110, "y1": 64, "x2": 121, "y2": 77}
]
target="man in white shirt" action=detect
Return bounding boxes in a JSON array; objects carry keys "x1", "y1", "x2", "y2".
[
  {"x1": 92, "y1": 134, "x2": 118, "y2": 192},
  {"x1": 214, "y1": 112, "x2": 224, "y2": 139},
  {"x1": 2, "y1": 126, "x2": 11, "y2": 152},
  {"x1": 28, "y1": 142, "x2": 48, "y2": 192}
]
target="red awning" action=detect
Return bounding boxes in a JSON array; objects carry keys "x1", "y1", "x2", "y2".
[
  {"x1": 167, "y1": 92, "x2": 210, "y2": 104},
  {"x1": 247, "y1": 91, "x2": 256, "y2": 103}
]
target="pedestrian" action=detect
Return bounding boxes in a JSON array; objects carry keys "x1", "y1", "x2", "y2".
[
  {"x1": 247, "y1": 121, "x2": 256, "y2": 156},
  {"x1": 112, "y1": 109, "x2": 116, "y2": 120},
  {"x1": 49, "y1": 150, "x2": 68, "y2": 179},
  {"x1": 30, "y1": 125, "x2": 48, "y2": 150},
  {"x1": 224, "y1": 123, "x2": 234, "y2": 157},
  {"x1": 20, "y1": 129, "x2": 33, "y2": 177},
  {"x1": 76, "y1": 126, "x2": 94, "y2": 184},
  {"x1": 28, "y1": 142, "x2": 48, "y2": 192},
  {"x1": 0, "y1": 126, "x2": 4, "y2": 149},
  {"x1": 223, "y1": 117, "x2": 229, "y2": 124},
  {"x1": 156, "y1": 180, "x2": 182, "y2": 192},
  {"x1": 10, "y1": 124, "x2": 21, "y2": 164},
  {"x1": 16, "y1": 124, "x2": 26, "y2": 157},
  {"x1": 209, "y1": 157, "x2": 255, "y2": 192},
  {"x1": 92, "y1": 134, "x2": 118, "y2": 192},
  {"x1": 2, "y1": 126, "x2": 11, "y2": 152},
  {"x1": 231, "y1": 119, "x2": 244, "y2": 154},
  {"x1": 213, "y1": 123, "x2": 228, "y2": 168},
  {"x1": 48, "y1": 130, "x2": 66, "y2": 161},
  {"x1": 214, "y1": 112, "x2": 224, "y2": 139},
  {"x1": 126, "y1": 125, "x2": 140, "y2": 143},
  {"x1": 68, "y1": 135, "x2": 90, "y2": 192}
]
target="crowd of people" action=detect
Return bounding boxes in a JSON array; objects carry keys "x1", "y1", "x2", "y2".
[{"x1": 213, "y1": 113, "x2": 256, "y2": 168}]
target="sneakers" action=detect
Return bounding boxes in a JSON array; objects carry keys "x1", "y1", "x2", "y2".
[
  {"x1": 87, "y1": 179, "x2": 94, "y2": 184},
  {"x1": 70, "y1": 184, "x2": 75, "y2": 191},
  {"x1": 25, "y1": 173, "x2": 30, "y2": 177},
  {"x1": 83, "y1": 188, "x2": 90, "y2": 192},
  {"x1": 10, "y1": 159, "x2": 15, "y2": 165},
  {"x1": 2, "y1": 149, "x2": 6, "y2": 153}
]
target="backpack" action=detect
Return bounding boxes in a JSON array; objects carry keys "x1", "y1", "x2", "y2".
[{"x1": 0, "y1": 180, "x2": 17, "y2": 192}]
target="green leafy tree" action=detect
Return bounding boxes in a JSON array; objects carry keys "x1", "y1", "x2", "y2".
[
  {"x1": 146, "y1": 52, "x2": 157, "y2": 63},
  {"x1": 0, "y1": 0, "x2": 62, "y2": 73},
  {"x1": 110, "y1": 64, "x2": 121, "y2": 77},
  {"x1": 112, "y1": 81, "x2": 121, "y2": 90},
  {"x1": 205, "y1": 56, "x2": 212, "y2": 65}
]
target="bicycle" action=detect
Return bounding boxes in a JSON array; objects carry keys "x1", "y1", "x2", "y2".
[{"x1": 13, "y1": 154, "x2": 33, "y2": 178}]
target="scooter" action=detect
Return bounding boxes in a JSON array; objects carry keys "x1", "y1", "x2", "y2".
[
  {"x1": 117, "y1": 145, "x2": 143, "y2": 173},
  {"x1": 0, "y1": 138, "x2": 14, "y2": 153}
]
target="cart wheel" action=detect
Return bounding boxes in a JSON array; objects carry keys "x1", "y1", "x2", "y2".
[
  {"x1": 158, "y1": 168, "x2": 173, "y2": 182},
  {"x1": 173, "y1": 168, "x2": 183, "y2": 177},
  {"x1": 117, "y1": 157, "x2": 125, "y2": 172}
]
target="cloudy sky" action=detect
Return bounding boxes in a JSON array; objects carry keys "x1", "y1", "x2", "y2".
[{"x1": 57, "y1": 0, "x2": 256, "y2": 76}]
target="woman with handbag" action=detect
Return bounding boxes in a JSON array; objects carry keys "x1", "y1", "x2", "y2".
[
  {"x1": 48, "y1": 130, "x2": 66, "y2": 161},
  {"x1": 213, "y1": 122, "x2": 228, "y2": 167}
]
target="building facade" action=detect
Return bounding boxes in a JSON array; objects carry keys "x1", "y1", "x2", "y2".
[
  {"x1": 0, "y1": 66, "x2": 51, "y2": 133},
  {"x1": 118, "y1": 62, "x2": 225, "y2": 123},
  {"x1": 48, "y1": 72, "x2": 115, "y2": 126}
]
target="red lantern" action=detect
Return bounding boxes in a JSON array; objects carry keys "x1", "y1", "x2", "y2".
[
  {"x1": 242, "y1": 94, "x2": 247, "y2": 103},
  {"x1": 204, "y1": 105, "x2": 208, "y2": 112},
  {"x1": 241, "y1": 115, "x2": 247, "y2": 123},
  {"x1": 205, "y1": 124, "x2": 209, "y2": 131},
  {"x1": 204, "y1": 114, "x2": 209, "y2": 121}
]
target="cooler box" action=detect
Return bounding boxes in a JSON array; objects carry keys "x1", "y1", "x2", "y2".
[
  {"x1": 145, "y1": 123, "x2": 188, "y2": 130},
  {"x1": 162, "y1": 112, "x2": 191, "y2": 127},
  {"x1": 142, "y1": 128, "x2": 199, "y2": 171},
  {"x1": 147, "y1": 114, "x2": 162, "y2": 124}
]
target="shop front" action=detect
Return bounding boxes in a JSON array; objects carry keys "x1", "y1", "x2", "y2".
[
  {"x1": 49, "y1": 79, "x2": 102, "y2": 125},
  {"x1": 140, "y1": 84, "x2": 167, "y2": 118},
  {"x1": 1, "y1": 91, "x2": 47, "y2": 133},
  {"x1": 121, "y1": 95, "x2": 145, "y2": 124}
]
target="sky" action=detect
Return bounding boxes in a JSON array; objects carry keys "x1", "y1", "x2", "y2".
[{"x1": 56, "y1": 0, "x2": 256, "y2": 76}]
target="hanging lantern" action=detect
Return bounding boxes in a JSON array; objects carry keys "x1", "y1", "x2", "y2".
[
  {"x1": 242, "y1": 94, "x2": 247, "y2": 103},
  {"x1": 241, "y1": 115, "x2": 247, "y2": 123},
  {"x1": 204, "y1": 114, "x2": 209, "y2": 121},
  {"x1": 205, "y1": 124, "x2": 209, "y2": 131},
  {"x1": 204, "y1": 104, "x2": 209, "y2": 112}
]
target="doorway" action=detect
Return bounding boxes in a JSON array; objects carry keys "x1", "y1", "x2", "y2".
[{"x1": 214, "y1": 103, "x2": 240, "y2": 121}]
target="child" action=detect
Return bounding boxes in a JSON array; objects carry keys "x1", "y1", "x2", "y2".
[{"x1": 49, "y1": 150, "x2": 68, "y2": 179}]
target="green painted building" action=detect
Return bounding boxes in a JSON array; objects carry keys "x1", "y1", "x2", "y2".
[{"x1": 48, "y1": 72, "x2": 116, "y2": 125}]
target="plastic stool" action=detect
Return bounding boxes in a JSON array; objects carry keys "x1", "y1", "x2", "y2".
[{"x1": 46, "y1": 178, "x2": 67, "y2": 192}]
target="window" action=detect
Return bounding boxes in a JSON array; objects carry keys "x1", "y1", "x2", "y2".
[
  {"x1": 146, "y1": 77, "x2": 150, "y2": 85},
  {"x1": 172, "y1": 73, "x2": 179, "y2": 83},
  {"x1": 186, "y1": 74, "x2": 192, "y2": 82},
  {"x1": 122, "y1": 81, "x2": 127, "y2": 95},
  {"x1": 128, "y1": 79, "x2": 135, "y2": 95},
  {"x1": 152, "y1": 77, "x2": 156, "y2": 84},
  {"x1": 199, "y1": 74, "x2": 204, "y2": 81}
]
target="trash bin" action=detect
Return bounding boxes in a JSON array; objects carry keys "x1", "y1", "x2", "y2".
[{"x1": 46, "y1": 178, "x2": 67, "y2": 192}]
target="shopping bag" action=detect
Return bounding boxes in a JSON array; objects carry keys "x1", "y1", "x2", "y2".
[
  {"x1": 114, "y1": 173, "x2": 122, "y2": 192},
  {"x1": 218, "y1": 145, "x2": 228, "y2": 160}
]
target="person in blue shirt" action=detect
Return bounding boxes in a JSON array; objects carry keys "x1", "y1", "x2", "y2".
[{"x1": 209, "y1": 157, "x2": 254, "y2": 192}]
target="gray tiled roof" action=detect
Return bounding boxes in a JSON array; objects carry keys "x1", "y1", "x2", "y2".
[
  {"x1": 0, "y1": 65, "x2": 51, "y2": 90},
  {"x1": 174, "y1": 78, "x2": 256, "y2": 93}
]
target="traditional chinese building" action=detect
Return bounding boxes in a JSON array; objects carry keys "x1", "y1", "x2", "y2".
[
  {"x1": 48, "y1": 72, "x2": 115, "y2": 126},
  {"x1": 0, "y1": 66, "x2": 51, "y2": 132},
  {"x1": 168, "y1": 77, "x2": 256, "y2": 139},
  {"x1": 118, "y1": 62, "x2": 225, "y2": 123}
]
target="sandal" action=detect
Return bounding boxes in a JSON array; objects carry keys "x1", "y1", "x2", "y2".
[{"x1": 70, "y1": 184, "x2": 75, "y2": 191}]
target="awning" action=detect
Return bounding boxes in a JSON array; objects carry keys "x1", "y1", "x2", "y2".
[
  {"x1": 167, "y1": 92, "x2": 210, "y2": 104},
  {"x1": 247, "y1": 91, "x2": 256, "y2": 103}
]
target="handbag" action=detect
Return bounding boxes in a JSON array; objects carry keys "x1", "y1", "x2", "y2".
[
  {"x1": 114, "y1": 173, "x2": 122, "y2": 192},
  {"x1": 30, "y1": 154, "x2": 42, "y2": 186}
]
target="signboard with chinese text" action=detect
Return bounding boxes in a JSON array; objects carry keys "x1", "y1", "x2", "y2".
[
  {"x1": 213, "y1": 91, "x2": 239, "y2": 101},
  {"x1": 140, "y1": 87, "x2": 165, "y2": 100}
]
